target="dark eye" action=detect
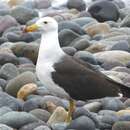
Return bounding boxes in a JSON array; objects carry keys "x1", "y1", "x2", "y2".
[{"x1": 44, "y1": 21, "x2": 48, "y2": 24}]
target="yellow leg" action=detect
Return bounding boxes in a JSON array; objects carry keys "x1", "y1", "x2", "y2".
[{"x1": 65, "y1": 99, "x2": 75, "y2": 123}]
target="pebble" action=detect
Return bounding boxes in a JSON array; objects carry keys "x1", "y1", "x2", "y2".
[
  {"x1": 59, "y1": 29, "x2": 80, "y2": 47},
  {"x1": 0, "y1": 78, "x2": 7, "y2": 90},
  {"x1": 94, "y1": 50, "x2": 130, "y2": 64},
  {"x1": 47, "y1": 106, "x2": 68, "y2": 125},
  {"x1": 0, "y1": 111, "x2": 38, "y2": 129},
  {"x1": 112, "y1": 121, "x2": 130, "y2": 130},
  {"x1": 67, "y1": 0, "x2": 86, "y2": 11},
  {"x1": 34, "y1": 125, "x2": 51, "y2": 130},
  {"x1": 58, "y1": 21, "x2": 85, "y2": 35},
  {"x1": 0, "y1": 92, "x2": 21, "y2": 110},
  {"x1": 0, "y1": 107, "x2": 12, "y2": 116},
  {"x1": 17, "y1": 83, "x2": 38, "y2": 100},
  {"x1": 62, "y1": 47, "x2": 77, "y2": 56},
  {"x1": 19, "y1": 122, "x2": 46, "y2": 130},
  {"x1": 67, "y1": 116, "x2": 96, "y2": 130},
  {"x1": 0, "y1": 15, "x2": 18, "y2": 34},
  {"x1": 84, "y1": 23, "x2": 110, "y2": 37},
  {"x1": 30, "y1": 109, "x2": 51, "y2": 122},
  {"x1": 88, "y1": 0, "x2": 119, "y2": 22},
  {"x1": 0, "y1": 124, "x2": 13, "y2": 130},
  {"x1": 120, "y1": 14, "x2": 130, "y2": 27},
  {"x1": 83, "y1": 102, "x2": 102, "y2": 112},
  {"x1": 5, "y1": 71, "x2": 37, "y2": 97},
  {"x1": 101, "y1": 98, "x2": 125, "y2": 111},
  {"x1": 69, "y1": 37, "x2": 90, "y2": 50},
  {"x1": 0, "y1": 63, "x2": 19, "y2": 80},
  {"x1": 74, "y1": 51, "x2": 98, "y2": 65},
  {"x1": 10, "y1": 6, "x2": 37, "y2": 24}
]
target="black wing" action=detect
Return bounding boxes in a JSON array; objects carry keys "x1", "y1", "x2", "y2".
[{"x1": 52, "y1": 55, "x2": 126, "y2": 100}]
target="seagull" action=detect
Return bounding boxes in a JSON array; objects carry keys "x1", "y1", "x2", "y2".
[{"x1": 24, "y1": 17, "x2": 130, "y2": 122}]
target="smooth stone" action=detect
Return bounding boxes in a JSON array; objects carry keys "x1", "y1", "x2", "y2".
[
  {"x1": 124, "y1": 99, "x2": 130, "y2": 107},
  {"x1": 5, "y1": 71, "x2": 37, "y2": 97},
  {"x1": 118, "y1": 114, "x2": 130, "y2": 121},
  {"x1": 112, "y1": 0, "x2": 125, "y2": 9},
  {"x1": 19, "y1": 122, "x2": 46, "y2": 130},
  {"x1": 84, "y1": 23, "x2": 110, "y2": 37},
  {"x1": 0, "y1": 15, "x2": 18, "y2": 34},
  {"x1": 69, "y1": 38, "x2": 90, "y2": 50},
  {"x1": 67, "y1": 0, "x2": 86, "y2": 11},
  {"x1": 18, "y1": 57, "x2": 34, "y2": 65},
  {"x1": 30, "y1": 109, "x2": 51, "y2": 122},
  {"x1": 18, "y1": 64, "x2": 36, "y2": 73},
  {"x1": 0, "y1": 111, "x2": 38, "y2": 129},
  {"x1": 119, "y1": 7, "x2": 130, "y2": 19},
  {"x1": 94, "y1": 50, "x2": 130, "y2": 64},
  {"x1": 0, "y1": 2, "x2": 10, "y2": 10},
  {"x1": 10, "y1": 6, "x2": 37, "y2": 24},
  {"x1": 110, "y1": 40, "x2": 130, "y2": 52},
  {"x1": 0, "y1": 92, "x2": 21, "y2": 110},
  {"x1": 0, "y1": 37, "x2": 8, "y2": 45},
  {"x1": 17, "y1": 83, "x2": 38, "y2": 100},
  {"x1": 62, "y1": 47, "x2": 77, "y2": 56},
  {"x1": 0, "y1": 53, "x2": 19, "y2": 66},
  {"x1": 112, "y1": 121, "x2": 130, "y2": 130},
  {"x1": 0, "y1": 107, "x2": 12, "y2": 116},
  {"x1": 0, "y1": 63, "x2": 19, "y2": 80},
  {"x1": 106, "y1": 21, "x2": 119, "y2": 28},
  {"x1": 0, "y1": 78, "x2": 7, "y2": 90},
  {"x1": 35, "y1": 87, "x2": 51, "y2": 96},
  {"x1": 51, "y1": 123, "x2": 68, "y2": 130},
  {"x1": 88, "y1": 0, "x2": 119, "y2": 22},
  {"x1": 34, "y1": 125, "x2": 51, "y2": 130},
  {"x1": 59, "y1": 29, "x2": 80, "y2": 47},
  {"x1": 73, "y1": 107, "x2": 99, "y2": 127},
  {"x1": 67, "y1": 116, "x2": 96, "y2": 130},
  {"x1": 120, "y1": 14, "x2": 130, "y2": 27},
  {"x1": 101, "y1": 61, "x2": 125, "y2": 70},
  {"x1": 0, "y1": 124, "x2": 13, "y2": 130},
  {"x1": 72, "y1": 17, "x2": 96, "y2": 27},
  {"x1": 83, "y1": 102, "x2": 102, "y2": 112},
  {"x1": 117, "y1": 110, "x2": 130, "y2": 116},
  {"x1": 100, "y1": 115, "x2": 119, "y2": 125},
  {"x1": 58, "y1": 21, "x2": 85, "y2": 35},
  {"x1": 47, "y1": 107, "x2": 68, "y2": 125},
  {"x1": 101, "y1": 98, "x2": 125, "y2": 111},
  {"x1": 11, "y1": 43, "x2": 39, "y2": 64},
  {"x1": 98, "y1": 110, "x2": 117, "y2": 116},
  {"x1": 74, "y1": 51, "x2": 98, "y2": 65},
  {"x1": 78, "y1": 10, "x2": 91, "y2": 18}
]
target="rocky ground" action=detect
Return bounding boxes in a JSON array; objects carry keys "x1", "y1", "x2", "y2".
[{"x1": 1, "y1": 0, "x2": 130, "y2": 130}]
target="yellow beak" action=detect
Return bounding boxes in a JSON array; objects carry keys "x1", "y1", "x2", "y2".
[{"x1": 24, "y1": 24, "x2": 39, "y2": 32}]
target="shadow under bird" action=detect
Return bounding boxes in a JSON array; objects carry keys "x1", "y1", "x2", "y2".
[{"x1": 24, "y1": 16, "x2": 130, "y2": 122}]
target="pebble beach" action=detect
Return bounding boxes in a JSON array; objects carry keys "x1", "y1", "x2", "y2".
[{"x1": 1, "y1": 0, "x2": 130, "y2": 130}]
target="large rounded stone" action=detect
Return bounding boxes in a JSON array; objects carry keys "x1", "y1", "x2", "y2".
[
  {"x1": 0, "y1": 63, "x2": 19, "y2": 80},
  {"x1": 0, "y1": 92, "x2": 21, "y2": 110},
  {"x1": 5, "y1": 71, "x2": 37, "y2": 97},
  {"x1": 0, "y1": 111, "x2": 38, "y2": 129},
  {"x1": 0, "y1": 15, "x2": 18, "y2": 34},
  {"x1": 88, "y1": 0, "x2": 119, "y2": 22},
  {"x1": 30, "y1": 109, "x2": 51, "y2": 122},
  {"x1": 112, "y1": 121, "x2": 130, "y2": 130},
  {"x1": 67, "y1": 0, "x2": 86, "y2": 11},
  {"x1": 59, "y1": 29, "x2": 80, "y2": 47},
  {"x1": 67, "y1": 116, "x2": 96, "y2": 130},
  {"x1": 11, "y1": 43, "x2": 39, "y2": 64},
  {"x1": 10, "y1": 6, "x2": 37, "y2": 24},
  {"x1": 58, "y1": 21, "x2": 85, "y2": 35}
]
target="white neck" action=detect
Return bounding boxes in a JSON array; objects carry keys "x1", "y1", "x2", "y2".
[{"x1": 37, "y1": 30, "x2": 65, "y2": 65}]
